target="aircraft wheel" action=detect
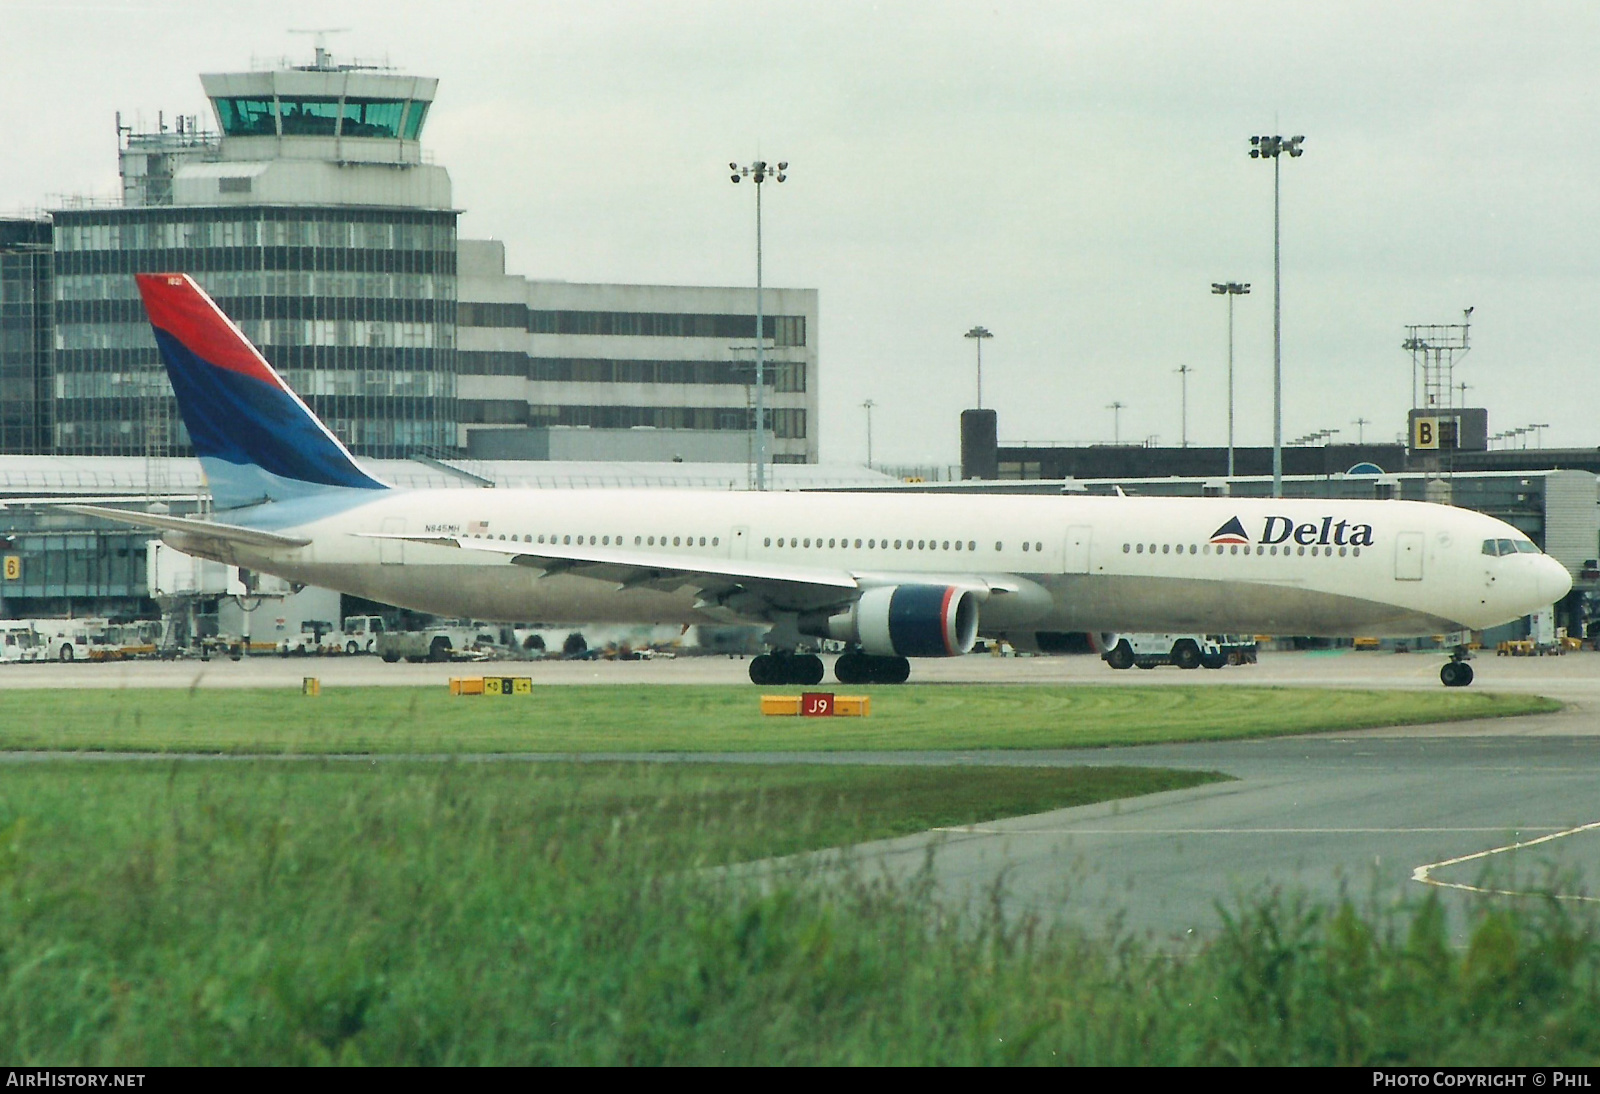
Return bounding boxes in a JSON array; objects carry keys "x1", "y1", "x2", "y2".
[
  {"x1": 1172, "y1": 641, "x2": 1202, "y2": 670},
  {"x1": 834, "y1": 652, "x2": 869, "y2": 685},
  {"x1": 749, "y1": 654, "x2": 776, "y2": 685},
  {"x1": 871, "y1": 656, "x2": 911, "y2": 684},
  {"x1": 793, "y1": 654, "x2": 825, "y2": 686},
  {"x1": 1441, "y1": 661, "x2": 1475, "y2": 687},
  {"x1": 428, "y1": 636, "x2": 452, "y2": 663},
  {"x1": 1104, "y1": 640, "x2": 1134, "y2": 670}
]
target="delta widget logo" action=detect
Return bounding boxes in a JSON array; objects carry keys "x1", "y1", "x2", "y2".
[
  {"x1": 1209, "y1": 517, "x2": 1250, "y2": 545},
  {"x1": 1209, "y1": 515, "x2": 1376, "y2": 549}
]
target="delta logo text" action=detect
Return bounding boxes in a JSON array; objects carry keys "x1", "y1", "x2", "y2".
[{"x1": 1210, "y1": 516, "x2": 1376, "y2": 548}]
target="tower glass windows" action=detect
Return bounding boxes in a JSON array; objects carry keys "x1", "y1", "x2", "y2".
[{"x1": 209, "y1": 97, "x2": 428, "y2": 140}]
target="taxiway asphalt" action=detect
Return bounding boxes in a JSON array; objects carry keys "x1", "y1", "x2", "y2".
[{"x1": 4, "y1": 649, "x2": 1597, "y2": 938}]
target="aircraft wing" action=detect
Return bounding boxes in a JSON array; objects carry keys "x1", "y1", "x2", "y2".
[
  {"x1": 370, "y1": 533, "x2": 1020, "y2": 619},
  {"x1": 369, "y1": 533, "x2": 865, "y2": 615},
  {"x1": 0, "y1": 494, "x2": 209, "y2": 509}
]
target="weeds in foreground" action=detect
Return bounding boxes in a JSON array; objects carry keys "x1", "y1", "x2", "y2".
[{"x1": 0, "y1": 761, "x2": 1594, "y2": 1064}]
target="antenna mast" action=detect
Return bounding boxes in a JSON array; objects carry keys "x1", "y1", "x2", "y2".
[{"x1": 1402, "y1": 307, "x2": 1473, "y2": 412}]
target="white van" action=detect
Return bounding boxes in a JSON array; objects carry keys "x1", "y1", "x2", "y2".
[
  {"x1": 0, "y1": 622, "x2": 40, "y2": 663},
  {"x1": 29, "y1": 619, "x2": 104, "y2": 663}
]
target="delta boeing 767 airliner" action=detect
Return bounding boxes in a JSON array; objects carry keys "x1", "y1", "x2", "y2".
[{"x1": 62, "y1": 274, "x2": 1570, "y2": 687}]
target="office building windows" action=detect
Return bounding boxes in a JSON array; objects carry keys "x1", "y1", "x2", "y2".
[{"x1": 50, "y1": 205, "x2": 458, "y2": 458}]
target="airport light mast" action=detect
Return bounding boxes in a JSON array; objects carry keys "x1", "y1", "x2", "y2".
[
  {"x1": 1107, "y1": 400, "x2": 1126, "y2": 445},
  {"x1": 730, "y1": 159, "x2": 787, "y2": 490},
  {"x1": 1211, "y1": 281, "x2": 1250, "y2": 477},
  {"x1": 861, "y1": 399, "x2": 876, "y2": 468},
  {"x1": 964, "y1": 325, "x2": 993, "y2": 409},
  {"x1": 1249, "y1": 133, "x2": 1305, "y2": 498},
  {"x1": 1175, "y1": 364, "x2": 1193, "y2": 447}
]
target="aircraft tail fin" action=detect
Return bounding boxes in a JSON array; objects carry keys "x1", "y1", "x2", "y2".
[{"x1": 135, "y1": 273, "x2": 389, "y2": 510}]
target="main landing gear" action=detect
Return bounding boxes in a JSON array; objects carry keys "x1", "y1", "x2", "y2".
[
  {"x1": 747, "y1": 650, "x2": 914, "y2": 685},
  {"x1": 1441, "y1": 645, "x2": 1475, "y2": 688}
]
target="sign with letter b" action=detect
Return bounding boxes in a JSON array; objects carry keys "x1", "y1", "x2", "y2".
[{"x1": 1413, "y1": 416, "x2": 1439, "y2": 451}]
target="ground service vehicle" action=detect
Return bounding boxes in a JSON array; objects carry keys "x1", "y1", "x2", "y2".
[
  {"x1": 340, "y1": 615, "x2": 385, "y2": 654},
  {"x1": 88, "y1": 621, "x2": 164, "y2": 660},
  {"x1": 0, "y1": 623, "x2": 40, "y2": 663},
  {"x1": 30, "y1": 619, "x2": 106, "y2": 663},
  {"x1": 1104, "y1": 633, "x2": 1217, "y2": 670},
  {"x1": 376, "y1": 624, "x2": 489, "y2": 664}
]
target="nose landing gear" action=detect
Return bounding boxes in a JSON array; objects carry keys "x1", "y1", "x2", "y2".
[{"x1": 1441, "y1": 646, "x2": 1475, "y2": 687}]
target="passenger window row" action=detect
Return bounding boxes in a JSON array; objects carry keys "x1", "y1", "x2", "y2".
[
  {"x1": 466, "y1": 532, "x2": 720, "y2": 548},
  {"x1": 458, "y1": 529, "x2": 1063, "y2": 557},
  {"x1": 759, "y1": 537, "x2": 1046, "y2": 554},
  {"x1": 1122, "y1": 542, "x2": 1363, "y2": 558}
]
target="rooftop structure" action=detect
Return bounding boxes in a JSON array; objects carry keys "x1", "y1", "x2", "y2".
[{"x1": 52, "y1": 49, "x2": 458, "y2": 460}]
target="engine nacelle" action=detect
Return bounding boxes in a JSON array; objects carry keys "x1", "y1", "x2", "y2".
[{"x1": 808, "y1": 584, "x2": 982, "y2": 658}]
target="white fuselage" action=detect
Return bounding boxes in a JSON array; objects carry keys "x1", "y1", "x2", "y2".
[{"x1": 170, "y1": 489, "x2": 1571, "y2": 640}]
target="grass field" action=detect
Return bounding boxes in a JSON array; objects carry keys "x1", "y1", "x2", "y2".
[
  {"x1": 0, "y1": 684, "x2": 1559, "y2": 753},
  {"x1": 4, "y1": 759, "x2": 1598, "y2": 1065}
]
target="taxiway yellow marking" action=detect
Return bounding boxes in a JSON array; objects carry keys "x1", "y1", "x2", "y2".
[{"x1": 1411, "y1": 819, "x2": 1600, "y2": 903}]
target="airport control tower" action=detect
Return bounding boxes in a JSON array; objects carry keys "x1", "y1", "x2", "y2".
[{"x1": 52, "y1": 47, "x2": 458, "y2": 459}]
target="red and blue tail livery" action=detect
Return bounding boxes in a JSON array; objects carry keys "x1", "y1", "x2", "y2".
[{"x1": 136, "y1": 273, "x2": 388, "y2": 510}]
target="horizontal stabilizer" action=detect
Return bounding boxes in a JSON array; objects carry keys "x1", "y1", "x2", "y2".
[{"x1": 56, "y1": 504, "x2": 311, "y2": 549}]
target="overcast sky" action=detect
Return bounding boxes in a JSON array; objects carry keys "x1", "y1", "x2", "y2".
[{"x1": 3, "y1": 1, "x2": 1597, "y2": 466}]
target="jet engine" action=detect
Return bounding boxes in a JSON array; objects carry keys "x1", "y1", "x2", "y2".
[{"x1": 807, "y1": 584, "x2": 982, "y2": 657}]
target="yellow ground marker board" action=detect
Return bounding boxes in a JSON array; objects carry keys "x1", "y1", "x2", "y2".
[
  {"x1": 451, "y1": 677, "x2": 533, "y2": 696},
  {"x1": 760, "y1": 693, "x2": 870, "y2": 717}
]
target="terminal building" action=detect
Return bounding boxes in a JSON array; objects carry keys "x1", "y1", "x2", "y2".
[
  {"x1": 456, "y1": 241, "x2": 816, "y2": 467},
  {"x1": 0, "y1": 220, "x2": 52, "y2": 455},
  {"x1": 52, "y1": 56, "x2": 458, "y2": 459},
  {"x1": 6, "y1": 47, "x2": 819, "y2": 467},
  {"x1": 0, "y1": 48, "x2": 820, "y2": 627}
]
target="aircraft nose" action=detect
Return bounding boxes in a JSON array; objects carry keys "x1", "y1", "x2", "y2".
[{"x1": 1538, "y1": 557, "x2": 1573, "y2": 605}]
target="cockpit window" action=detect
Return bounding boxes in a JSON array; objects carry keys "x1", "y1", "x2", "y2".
[{"x1": 1483, "y1": 538, "x2": 1542, "y2": 556}]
